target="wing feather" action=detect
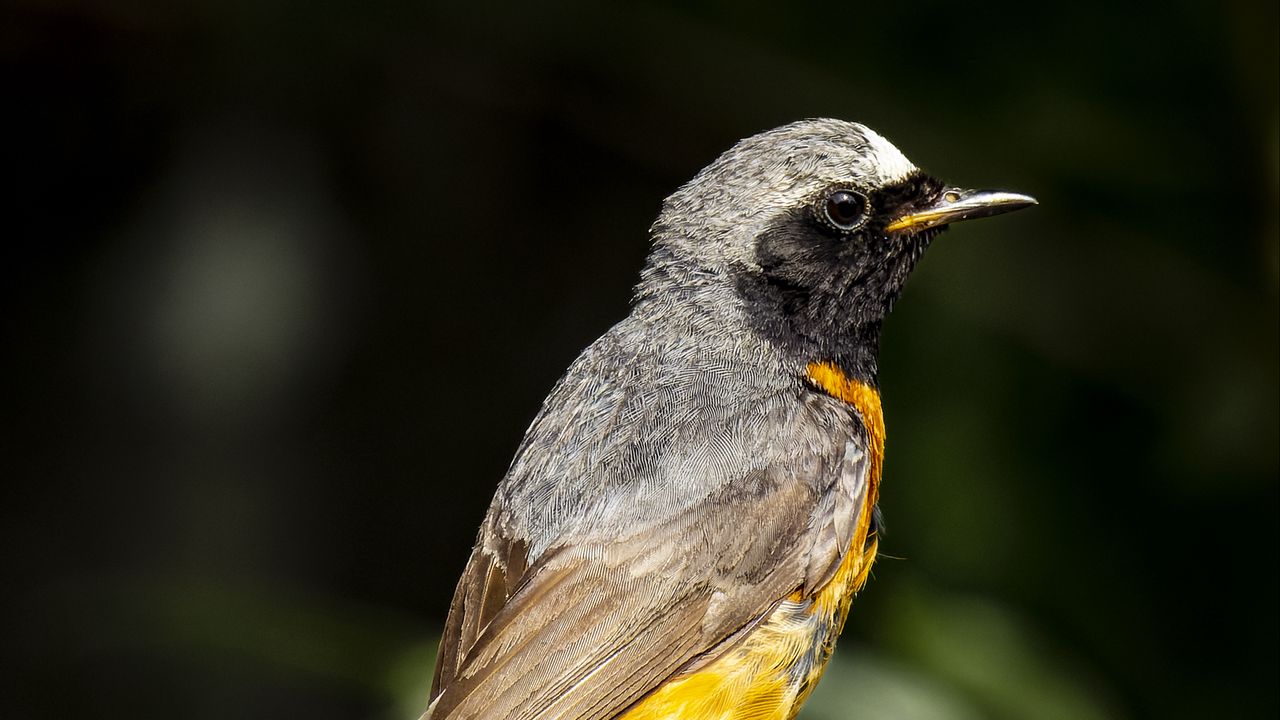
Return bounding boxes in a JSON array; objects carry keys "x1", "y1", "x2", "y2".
[
  {"x1": 424, "y1": 324, "x2": 874, "y2": 719},
  {"x1": 425, "y1": 426, "x2": 872, "y2": 720}
]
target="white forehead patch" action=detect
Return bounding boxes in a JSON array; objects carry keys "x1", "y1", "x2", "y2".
[{"x1": 860, "y1": 126, "x2": 917, "y2": 184}]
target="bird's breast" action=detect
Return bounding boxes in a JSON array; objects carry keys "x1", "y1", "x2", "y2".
[{"x1": 618, "y1": 362, "x2": 885, "y2": 720}]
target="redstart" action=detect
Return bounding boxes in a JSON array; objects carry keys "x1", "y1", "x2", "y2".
[{"x1": 423, "y1": 119, "x2": 1035, "y2": 720}]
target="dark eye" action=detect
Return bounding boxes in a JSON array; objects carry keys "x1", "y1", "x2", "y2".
[{"x1": 822, "y1": 189, "x2": 868, "y2": 232}]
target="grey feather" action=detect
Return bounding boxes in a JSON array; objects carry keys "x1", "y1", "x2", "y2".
[{"x1": 424, "y1": 119, "x2": 932, "y2": 720}]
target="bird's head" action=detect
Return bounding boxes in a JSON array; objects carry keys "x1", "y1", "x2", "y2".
[{"x1": 641, "y1": 118, "x2": 1035, "y2": 376}]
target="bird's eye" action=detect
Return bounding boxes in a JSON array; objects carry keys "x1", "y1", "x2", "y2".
[{"x1": 822, "y1": 190, "x2": 868, "y2": 232}]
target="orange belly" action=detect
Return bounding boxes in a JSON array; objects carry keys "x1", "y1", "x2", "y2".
[
  {"x1": 621, "y1": 362, "x2": 885, "y2": 720},
  {"x1": 619, "y1": 525, "x2": 878, "y2": 720}
]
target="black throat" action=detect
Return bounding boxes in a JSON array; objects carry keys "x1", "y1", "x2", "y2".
[{"x1": 736, "y1": 174, "x2": 945, "y2": 387}]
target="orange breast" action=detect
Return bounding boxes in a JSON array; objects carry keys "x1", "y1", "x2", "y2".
[{"x1": 619, "y1": 363, "x2": 884, "y2": 720}]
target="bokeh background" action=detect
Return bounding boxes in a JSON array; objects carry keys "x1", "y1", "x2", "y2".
[{"x1": 4, "y1": 1, "x2": 1277, "y2": 718}]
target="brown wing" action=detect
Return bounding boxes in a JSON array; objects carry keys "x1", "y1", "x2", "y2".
[
  {"x1": 424, "y1": 433, "x2": 873, "y2": 720},
  {"x1": 430, "y1": 532, "x2": 530, "y2": 699}
]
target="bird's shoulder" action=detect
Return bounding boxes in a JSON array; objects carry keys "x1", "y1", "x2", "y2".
[
  {"x1": 493, "y1": 315, "x2": 866, "y2": 555},
  {"x1": 427, "y1": 319, "x2": 878, "y2": 719}
]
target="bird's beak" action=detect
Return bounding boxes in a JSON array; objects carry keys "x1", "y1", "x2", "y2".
[{"x1": 885, "y1": 188, "x2": 1037, "y2": 234}]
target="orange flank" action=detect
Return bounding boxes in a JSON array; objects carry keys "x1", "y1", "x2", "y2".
[
  {"x1": 804, "y1": 361, "x2": 885, "y2": 509},
  {"x1": 618, "y1": 362, "x2": 885, "y2": 720}
]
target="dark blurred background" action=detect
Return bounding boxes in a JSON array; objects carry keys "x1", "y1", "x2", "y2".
[{"x1": 3, "y1": 1, "x2": 1276, "y2": 718}]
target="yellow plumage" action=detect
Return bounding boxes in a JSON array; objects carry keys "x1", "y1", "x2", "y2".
[
  {"x1": 620, "y1": 531, "x2": 878, "y2": 720},
  {"x1": 619, "y1": 364, "x2": 884, "y2": 720}
]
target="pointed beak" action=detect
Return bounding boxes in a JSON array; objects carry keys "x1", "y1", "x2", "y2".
[{"x1": 884, "y1": 188, "x2": 1037, "y2": 234}]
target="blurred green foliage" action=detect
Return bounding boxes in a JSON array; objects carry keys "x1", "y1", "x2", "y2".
[{"x1": 3, "y1": 0, "x2": 1275, "y2": 719}]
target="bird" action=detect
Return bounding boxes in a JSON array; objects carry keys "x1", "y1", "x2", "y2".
[{"x1": 422, "y1": 118, "x2": 1035, "y2": 720}]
